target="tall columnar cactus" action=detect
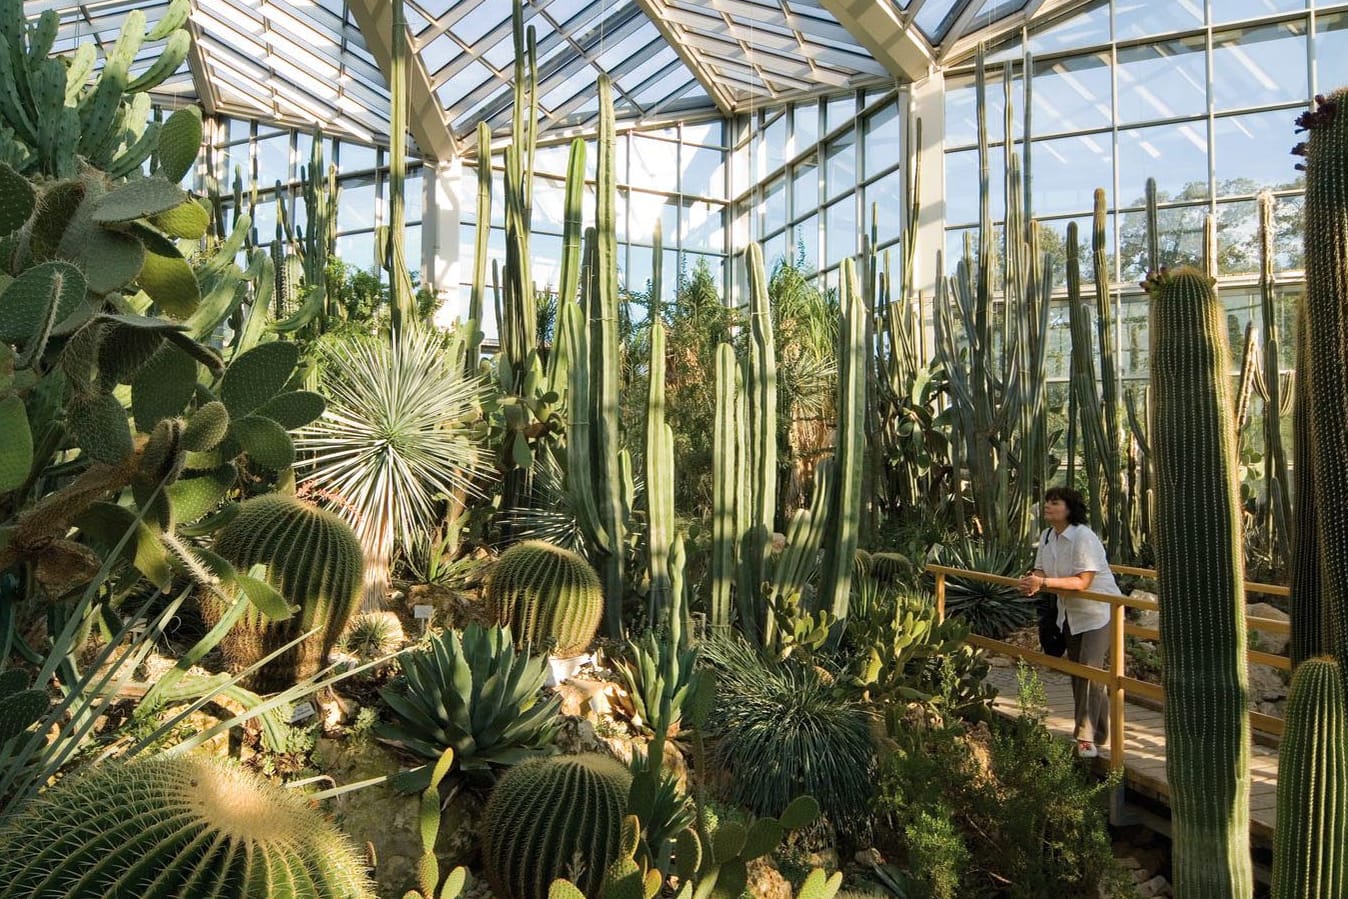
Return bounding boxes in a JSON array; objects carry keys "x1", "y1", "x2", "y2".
[
  {"x1": 1255, "y1": 192, "x2": 1292, "y2": 561},
  {"x1": 1146, "y1": 266, "x2": 1252, "y2": 896},
  {"x1": 485, "y1": 540, "x2": 603, "y2": 658},
  {"x1": 1272, "y1": 657, "x2": 1348, "y2": 898},
  {"x1": 737, "y1": 242, "x2": 777, "y2": 645},
  {"x1": 202, "y1": 493, "x2": 364, "y2": 691},
  {"x1": 709, "y1": 341, "x2": 738, "y2": 631},
  {"x1": 0, "y1": 755, "x2": 375, "y2": 898},
  {"x1": 646, "y1": 296, "x2": 676, "y2": 626},
  {"x1": 481, "y1": 754, "x2": 632, "y2": 899}
]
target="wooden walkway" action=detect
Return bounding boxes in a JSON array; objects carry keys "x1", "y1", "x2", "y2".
[{"x1": 985, "y1": 664, "x2": 1280, "y2": 844}]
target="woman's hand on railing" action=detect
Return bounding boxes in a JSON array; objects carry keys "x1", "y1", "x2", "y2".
[{"x1": 1016, "y1": 573, "x2": 1041, "y2": 596}]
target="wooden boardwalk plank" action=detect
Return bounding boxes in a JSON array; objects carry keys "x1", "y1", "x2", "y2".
[{"x1": 984, "y1": 665, "x2": 1278, "y2": 843}]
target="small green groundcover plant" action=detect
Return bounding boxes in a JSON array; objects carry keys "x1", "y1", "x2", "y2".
[{"x1": 875, "y1": 665, "x2": 1132, "y2": 898}]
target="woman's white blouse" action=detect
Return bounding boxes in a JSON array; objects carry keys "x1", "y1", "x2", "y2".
[{"x1": 1032, "y1": 524, "x2": 1119, "y2": 634}]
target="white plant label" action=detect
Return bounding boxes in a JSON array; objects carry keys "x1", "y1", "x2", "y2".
[
  {"x1": 290, "y1": 701, "x2": 316, "y2": 723},
  {"x1": 413, "y1": 604, "x2": 434, "y2": 620}
]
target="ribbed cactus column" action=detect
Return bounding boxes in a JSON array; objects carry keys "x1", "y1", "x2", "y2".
[
  {"x1": 1273, "y1": 657, "x2": 1348, "y2": 898},
  {"x1": 485, "y1": 540, "x2": 603, "y2": 658},
  {"x1": 1147, "y1": 266, "x2": 1252, "y2": 897},
  {"x1": 1294, "y1": 90, "x2": 1348, "y2": 683},
  {"x1": 1148, "y1": 265, "x2": 1250, "y2": 894}
]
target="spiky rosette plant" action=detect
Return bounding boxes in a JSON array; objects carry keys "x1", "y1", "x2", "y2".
[
  {"x1": 296, "y1": 328, "x2": 493, "y2": 609},
  {"x1": 481, "y1": 753, "x2": 632, "y2": 899},
  {"x1": 1146, "y1": 265, "x2": 1252, "y2": 895},
  {"x1": 202, "y1": 492, "x2": 364, "y2": 691},
  {"x1": 376, "y1": 622, "x2": 559, "y2": 792},
  {"x1": 0, "y1": 754, "x2": 375, "y2": 898},
  {"x1": 1273, "y1": 657, "x2": 1348, "y2": 898},
  {"x1": 485, "y1": 540, "x2": 603, "y2": 658},
  {"x1": 927, "y1": 538, "x2": 1036, "y2": 638}
]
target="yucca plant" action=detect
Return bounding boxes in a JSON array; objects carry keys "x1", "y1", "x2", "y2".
[
  {"x1": 699, "y1": 635, "x2": 876, "y2": 833},
  {"x1": 376, "y1": 623, "x2": 559, "y2": 791},
  {"x1": 614, "y1": 630, "x2": 698, "y2": 739},
  {"x1": 296, "y1": 328, "x2": 493, "y2": 609},
  {"x1": 926, "y1": 538, "x2": 1036, "y2": 638}
]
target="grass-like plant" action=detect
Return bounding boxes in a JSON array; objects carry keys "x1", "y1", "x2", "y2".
[
  {"x1": 376, "y1": 623, "x2": 559, "y2": 791},
  {"x1": 699, "y1": 635, "x2": 875, "y2": 833},
  {"x1": 927, "y1": 537, "x2": 1036, "y2": 638},
  {"x1": 296, "y1": 327, "x2": 492, "y2": 608}
]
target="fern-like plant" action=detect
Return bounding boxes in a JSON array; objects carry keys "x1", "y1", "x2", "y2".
[
  {"x1": 376, "y1": 623, "x2": 559, "y2": 791},
  {"x1": 699, "y1": 635, "x2": 876, "y2": 834},
  {"x1": 297, "y1": 328, "x2": 493, "y2": 608}
]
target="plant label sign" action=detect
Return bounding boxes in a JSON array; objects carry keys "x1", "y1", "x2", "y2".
[
  {"x1": 413, "y1": 604, "x2": 434, "y2": 620},
  {"x1": 290, "y1": 700, "x2": 316, "y2": 723}
]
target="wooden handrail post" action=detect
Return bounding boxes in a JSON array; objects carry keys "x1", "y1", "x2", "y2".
[
  {"x1": 1109, "y1": 600, "x2": 1126, "y2": 771},
  {"x1": 935, "y1": 570, "x2": 946, "y2": 623}
]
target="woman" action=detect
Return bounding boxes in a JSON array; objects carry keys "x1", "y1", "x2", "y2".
[{"x1": 1017, "y1": 486, "x2": 1121, "y2": 758}]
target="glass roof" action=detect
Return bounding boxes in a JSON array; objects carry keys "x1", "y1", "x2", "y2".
[{"x1": 25, "y1": 0, "x2": 1085, "y2": 155}]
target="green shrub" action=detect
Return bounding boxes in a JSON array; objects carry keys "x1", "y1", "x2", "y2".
[
  {"x1": 376, "y1": 623, "x2": 559, "y2": 791},
  {"x1": 876, "y1": 671, "x2": 1129, "y2": 898},
  {"x1": 700, "y1": 635, "x2": 875, "y2": 835}
]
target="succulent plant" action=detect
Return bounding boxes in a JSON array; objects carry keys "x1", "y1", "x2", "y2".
[
  {"x1": 0, "y1": 754, "x2": 375, "y2": 898},
  {"x1": 376, "y1": 623, "x2": 559, "y2": 790},
  {"x1": 926, "y1": 538, "x2": 1036, "y2": 639},
  {"x1": 481, "y1": 753, "x2": 632, "y2": 899},
  {"x1": 485, "y1": 540, "x2": 603, "y2": 658},
  {"x1": 201, "y1": 492, "x2": 364, "y2": 691},
  {"x1": 342, "y1": 611, "x2": 405, "y2": 662},
  {"x1": 1147, "y1": 265, "x2": 1252, "y2": 894}
]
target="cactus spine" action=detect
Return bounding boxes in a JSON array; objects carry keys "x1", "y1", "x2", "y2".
[
  {"x1": 481, "y1": 754, "x2": 632, "y2": 899},
  {"x1": 1147, "y1": 266, "x2": 1252, "y2": 896},
  {"x1": 1272, "y1": 657, "x2": 1348, "y2": 898},
  {"x1": 0, "y1": 755, "x2": 375, "y2": 898},
  {"x1": 485, "y1": 540, "x2": 603, "y2": 658},
  {"x1": 204, "y1": 493, "x2": 364, "y2": 690}
]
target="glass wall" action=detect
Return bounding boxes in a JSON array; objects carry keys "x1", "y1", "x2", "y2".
[
  {"x1": 941, "y1": 0, "x2": 1332, "y2": 383},
  {"x1": 206, "y1": 116, "x2": 424, "y2": 282},
  {"x1": 730, "y1": 86, "x2": 908, "y2": 301},
  {"x1": 456, "y1": 117, "x2": 731, "y2": 330}
]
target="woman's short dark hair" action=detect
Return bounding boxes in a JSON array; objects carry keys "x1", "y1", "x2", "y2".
[{"x1": 1044, "y1": 486, "x2": 1088, "y2": 526}]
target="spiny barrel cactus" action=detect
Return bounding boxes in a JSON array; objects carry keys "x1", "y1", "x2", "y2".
[
  {"x1": 1145, "y1": 265, "x2": 1252, "y2": 895},
  {"x1": 481, "y1": 753, "x2": 632, "y2": 899},
  {"x1": 485, "y1": 540, "x2": 603, "y2": 658},
  {"x1": 0, "y1": 754, "x2": 375, "y2": 898},
  {"x1": 201, "y1": 493, "x2": 364, "y2": 691},
  {"x1": 1273, "y1": 657, "x2": 1348, "y2": 898}
]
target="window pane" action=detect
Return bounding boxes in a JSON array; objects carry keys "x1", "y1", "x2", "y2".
[
  {"x1": 1216, "y1": 200, "x2": 1260, "y2": 276},
  {"x1": 1212, "y1": 21, "x2": 1308, "y2": 111},
  {"x1": 764, "y1": 113, "x2": 788, "y2": 173},
  {"x1": 1117, "y1": 37, "x2": 1208, "y2": 124},
  {"x1": 683, "y1": 120, "x2": 723, "y2": 147},
  {"x1": 1030, "y1": 132, "x2": 1111, "y2": 217},
  {"x1": 1212, "y1": 0, "x2": 1306, "y2": 25},
  {"x1": 1116, "y1": 204, "x2": 1206, "y2": 281},
  {"x1": 794, "y1": 102, "x2": 819, "y2": 151},
  {"x1": 532, "y1": 176, "x2": 566, "y2": 233},
  {"x1": 789, "y1": 214, "x2": 819, "y2": 272},
  {"x1": 631, "y1": 135, "x2": 678, "y2": 188},
  {"x1": 825, "y1": 197, "x2": 857, "y2": 269},
  {"x1": 863, "y1": 102, "x2": 902, "y2": 179},
  {"x1": 826, "y1": 94, "x2": 855, "y2": 132},
  {"x1": 1027, "y1": 0, "x2": 1111, "y2": 54},
  {"x1": 792, "y1": 156, "x2": 819, "y2": 217},
  {"x1": 866, "y1": 168, "x2": 904, "y2": 246},
  {"x1": 825, "y1": 130, "x2": 856, "y2": 201},
  {"x1": 336, "y1": 231, "x2": 376, "y2": 273},
  {"x1": 944, "y1": 72, "x2": 1020, "y2": 147},
  {"x1": 339, "y1": 141, "x2": 377, "y2": 173},
  {"x1": 1314, "y1": 12, "x2": 1348, "y2": 96},
  {"x1": 1032, "y1": 52, "x2": 1112, "y2": 135},
  {"x1": 1113, "y1": 0, "x2": 1203, "y2": 41},
  {"x1": 763, "y1": 176, "x2": 787, "y2": 237},
  {"x1": 256, "y1": 134, "x2": 290, "y2": 185},
  {"x1": 339, "y1": 177, "x2": 378, "y2": 231},
  {"x1": 944, "y1": 146, "x2": 1006, "y2": 226},
  {"x1": 1037, "y1": 215, "x2": 1115, "y2": 288},
  {"x1": 1118, "y1": 121, "x2": 1209, "y2": 207},
  {"x1": 682, "y1": 144, "x2": 726, "y2": 198},
  {"x1": 1214, "y1": 110, "x2": 1307, "y2": 197},
  {"x1": 683, "y1": 201, "x2": 724, "y2": 253}
]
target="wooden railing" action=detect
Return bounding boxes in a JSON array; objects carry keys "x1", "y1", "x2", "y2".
[{"x1": 925, "y1": 562, "x2": 1290, "y2": 772}]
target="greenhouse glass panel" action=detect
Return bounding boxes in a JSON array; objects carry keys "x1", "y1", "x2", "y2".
[
  {"x1": 1113, "y1": 0, "x2": 1204, "y2": 40},
  {"x1": 1213, "y1": 110, "x2": 1308, "y2": 197},
  {"x1": 1026, "y1": 0, "x2": 1111, "y2": 53},
  {"x1": 1118, "y1": 122, "x2": 1210, "y2": 207},
  {"x1": 863, "y1": 103, "x2": 903, "y2": 179},
  {"x1": 1030, "y1": 132, "x2": 1111, "y2": 218},
  {"x1": 1313, "y1": 12, "x2": 1348, "y2": 96},
  {"x1": 793, "y1": 156, "x2": 820, "y2": 216},
  {"x1": 1212, "y1": 21, "x2": 1309, "y2": 111},
  {"x1": 825, "y1": 197, "x2": 858, "y2": 268},
  {"x1": 1211, "y1": 0, "x2": 1307, "y2": 25},
  {"x1": 1116, "y1": 37, "x2": 1208, "y2": 124},
  {"x1": 944, "y1": 146, "x2": 1006, "y2": 227},
  {"x1": 1116, "y1": 204, "x2": 1206, "y2": 281},
  {"x1": 1031, "y1": 53, "x2": 1112, "y2": 136}
]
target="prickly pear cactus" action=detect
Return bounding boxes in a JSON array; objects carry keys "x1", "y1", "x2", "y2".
[
  {"x1": 485, "y1": 540, "x2": 604, "y2": 658},
  {"x1": 0, "y1": 754, "x2": 376, "y2": 898}
]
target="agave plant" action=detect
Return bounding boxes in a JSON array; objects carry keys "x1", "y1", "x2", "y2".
[
  {"x1": 926, "y1": 537, "x2": 1036, "y2": 639},
  {"x1": 296, "y1": 327, "x2": 493, "y2": 608},
  {"x1": 376, "y1": 623, "x2": 559, "y2": 791}
]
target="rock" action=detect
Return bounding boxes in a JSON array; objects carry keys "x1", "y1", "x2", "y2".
[
  {"x1": 1246, "y1": 602, "x2": 1290, "y2": 655},
  {"x1": 1248, "y1": 664, "x2": 1287, "y2": 704},
  {"x1": 807, "y1": 847, "x2": 840, "y2": 871},
  {"x1": 1137, "y1": 874, "x2": 1169, "y2": 897},
  {"x1": 1129, "y1": 591, "x2": 1159, "y2": 631},
  {"x1": 746, "y1": 856, "x2": 792, "y2": 899},
  {"x1": 554, "y1": 715, "x2": 613, "y2": 756},
  {"x1": 555, "y1": 676, "x2": 622, "y2": 719},
  {"x1": 320, "y1": 691, "x2": 359, "y2": 731}
]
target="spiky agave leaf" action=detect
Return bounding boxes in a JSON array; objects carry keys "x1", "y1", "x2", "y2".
[{"x1": 297, "y1": 328, "x2": 494, "y2": 608}]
